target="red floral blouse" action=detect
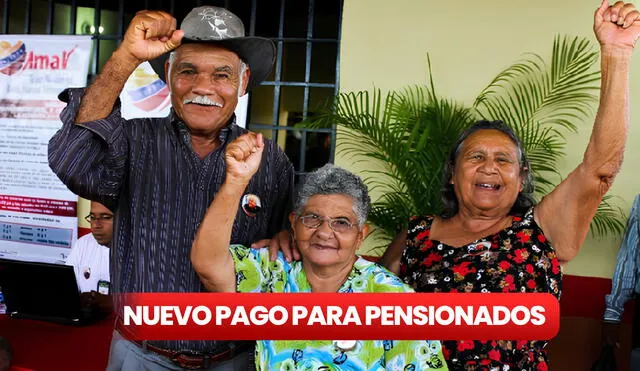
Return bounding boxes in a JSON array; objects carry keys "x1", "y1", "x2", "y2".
[{"x1": 400, "y1": 207, "x2": 562, "y2": 371}]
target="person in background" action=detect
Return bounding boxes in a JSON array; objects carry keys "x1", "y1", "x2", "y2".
[
  {"x1": 191, "y1": 134, "x2": 448, "y2": 370},
  {"x1": 65, "y1": 201, "x2": 113, "y2": 316},
  {"x1": 602, "y1": 194, "x2": 640, "y2": 369},
  {"x1": 378, "y1": 1, "x2": 640, "y2": 369},
  {"x1": 48, "y1": 5, "x2": 293, "y2": 370}
]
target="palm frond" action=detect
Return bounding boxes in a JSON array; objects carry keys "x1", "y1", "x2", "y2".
[
  {"x1": 590, "y1": 195, "x2": 626, "y2": 238},
  {"x1": 474, "y1": 35, "x2": 600, "y2": 134}
]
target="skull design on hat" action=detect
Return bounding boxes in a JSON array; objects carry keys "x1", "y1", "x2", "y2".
[
  {"x1": 149, "y1": 5, "x2": 275, "y2": 90},
  {"x1": 197, "y1": 8, "x2": 232, "y2": 38}
]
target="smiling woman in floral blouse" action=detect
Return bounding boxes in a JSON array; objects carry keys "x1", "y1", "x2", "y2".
[
  {"x1": 191, "y1": 132, "x2": 448, "y2": 371},
  {"x1": 381, "y1": 2, "x2": 640, "y2": 369}
]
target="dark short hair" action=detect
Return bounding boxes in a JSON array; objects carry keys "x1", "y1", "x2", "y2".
[{"x1": 440, "y1": 120, "x2": 535, "y2": 218}]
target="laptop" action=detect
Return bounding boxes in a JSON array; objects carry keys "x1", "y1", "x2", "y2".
[{"x1": 0, "y1": 258, "x2": 96, "y2": 326}]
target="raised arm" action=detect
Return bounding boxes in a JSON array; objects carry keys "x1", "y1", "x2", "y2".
[
  {"x1": 76, "y1": 10, "x2": 182, "y2": 123},
  {"x1": 535, "y1": 0, "x2": 640, "y2": 263},
  {"x1": 48, "y1": 11, "x2": 183, "y2": 205},
  {"x1": 191, "y1": 133, "x2": 265, "y2": 292}
]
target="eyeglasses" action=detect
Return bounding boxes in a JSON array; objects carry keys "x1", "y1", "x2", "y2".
[
  {"x1": 84, "y1": 214, "x2": 114, "y2": 223},
  {"x1": 298, "y1": 214, "x2": 355, "y2": 233}
]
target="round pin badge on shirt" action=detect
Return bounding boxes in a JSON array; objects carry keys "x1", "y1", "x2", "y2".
[
  {"x1": 83, "y1": 267, "x2": 91, "y2": 280},
  {"x1": 241, "y1": 194, "x2": 262, "y2": 217}
]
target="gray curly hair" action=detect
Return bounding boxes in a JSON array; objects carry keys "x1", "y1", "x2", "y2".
[{"x1": 294, "y1": 164, "x2": 371, "y2": 227}]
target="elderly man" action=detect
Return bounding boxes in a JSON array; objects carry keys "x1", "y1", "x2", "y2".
[{"x1": 48, "y1": 5, "x2": 293, "y2": 371}]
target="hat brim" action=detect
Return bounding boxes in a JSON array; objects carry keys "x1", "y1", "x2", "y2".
[{"x1": 148, "y1": 37, "x2": 275, "y2": 91}]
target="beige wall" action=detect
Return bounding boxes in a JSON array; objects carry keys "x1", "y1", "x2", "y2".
[{"x1": 339, "y1": 0, "x2": 640, "y2": 278}]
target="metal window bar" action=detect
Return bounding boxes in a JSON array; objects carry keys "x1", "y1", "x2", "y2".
[
  {"x1": 46, "y1": 0, "x2": 54, "y2": 34},
  {"x1": 331, "y1": 0, "x2": 344, "y2": 163},
  {"x1": 92, "y1": 0, "x2": 101, "y2": 76},
  {"x1": 2, "y1": 0, "x2": 9, "y2": 34},
  {"x1": 303, "y1": 0, "x2": 314, "y2": 120},
  {"x1": 270, "y1": 37, "x2": 339, "y2": 43},
  {"x1": 297, "y1": 0, "x2": 316, "y2": 173},
  {"x1": 243, "y1": 0, "x2": 258, "y2": 137},
  {"x1": 24, "y1": 0, "x2": 31, "y2": 33},
  {"x1": 248, "y1": 0, "x2": 257, "y2": 36},
  {"x1": 69, "y1": 0, "x2": 77, "y2": 35},
  {"x1": 250, "y1": 124, "x2": 333, "y2": 135},
  {"x1": 118, "y1": 0, "x2": 125, "y2": 38},
  {"x1": 270, "y1": 0, "x2": 286, "y2": 143},
  {"x1": 260, "y1": 81, "x2": 334, "y2": 88}
]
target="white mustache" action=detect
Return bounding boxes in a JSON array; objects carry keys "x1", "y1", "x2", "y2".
[{"x1": 183, "y1": 96, "x2": 223, "y2": 107}]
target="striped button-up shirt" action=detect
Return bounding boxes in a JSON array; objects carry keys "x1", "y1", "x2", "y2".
[
  {"x1": 48, "y1": 88, "x2": 294, "y2": 353},
  {"x1": 604, "y1": 194, "x2": 640, "y2": 323}
]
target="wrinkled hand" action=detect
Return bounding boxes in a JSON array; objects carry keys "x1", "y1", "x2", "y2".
[
  {"x1": 251, "y1": 230, "x2": 301, "y2": 262},
  {"x1": 225, "y1": 133, "x2": 264, "y2": 186},
  {"x1": 594, "y1": 0, "x2": 640, "y2": 50},
  {"x1": 602, "y1": 321, "x2": 621, "y2": 348},
  {"x1": 119, "y1": 10, "x2": 184, "y2": 63}
]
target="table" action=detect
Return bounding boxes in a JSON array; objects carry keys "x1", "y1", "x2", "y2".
[{"x1": 0, "y1": 314, "x2": 113, "y2": 371}]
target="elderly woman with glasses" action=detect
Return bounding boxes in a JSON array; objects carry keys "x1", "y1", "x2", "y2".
[{"x1": 191, "y1": 133, "x2": 447, "y2": 371}]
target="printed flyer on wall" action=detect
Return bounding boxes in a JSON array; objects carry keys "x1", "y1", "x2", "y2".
[{"x1": 0, "y1": 35, "x2": 91, "y2": 263}]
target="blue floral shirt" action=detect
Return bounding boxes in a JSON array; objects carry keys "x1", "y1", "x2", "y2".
[{"x1": 230, "y1": 245, "x2": 448, "y2": 371}]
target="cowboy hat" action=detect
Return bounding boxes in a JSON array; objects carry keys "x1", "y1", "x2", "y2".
[{"x1": 149, "y1": 6, "x2": 275, "y2": 90}]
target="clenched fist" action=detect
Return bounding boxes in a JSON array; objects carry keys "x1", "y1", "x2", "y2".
[
  {"x1": 594, "y1": 0, "x2": 640, "y2": 50},
  {"x1": 118, "y1": 10, "x2": 184, "y2": 64},
  {"x1": 225, "y1": 133, "x2": 264, "y2": 186}
]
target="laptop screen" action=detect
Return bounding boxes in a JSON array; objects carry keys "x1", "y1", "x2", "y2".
[{"x1": 0, "y1": 258, "x2": 83, "y2": 321}]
